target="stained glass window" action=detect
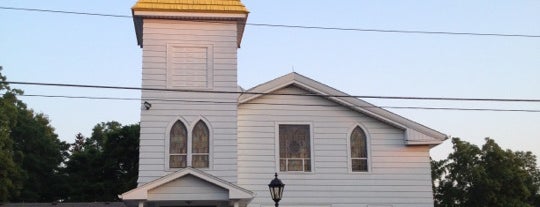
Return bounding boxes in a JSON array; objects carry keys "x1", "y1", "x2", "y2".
[
  {"x1": 192, "y1": 120, "x2": 209, "y2": 168},
  {"x1": 170, "y1": 121, "x2": 187, "y2": 168},
  {"x1": 351, "y1": 126, "x2": 368, "y2": 172},
  {"x1": 279, "y1": 125, "x2": 311, "y2": 172}
]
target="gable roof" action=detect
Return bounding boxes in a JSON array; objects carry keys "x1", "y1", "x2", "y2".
[
  {"x1": 120, "y1": 167, "x2": 254, "y2": 201},
  {"x1": 239, "y1": 72, "x2": 448, "y2": 146}
]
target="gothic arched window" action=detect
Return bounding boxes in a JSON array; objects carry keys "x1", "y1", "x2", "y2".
[
  {"x1": 351, "y1": 126, "x2": 368, "y2": 172},
  {"x1": 170, "y1": 121, "x2": 187, "y2": 168},
  {"x1": 192, "y1": 120, "x2": 209, "y2": 168}
]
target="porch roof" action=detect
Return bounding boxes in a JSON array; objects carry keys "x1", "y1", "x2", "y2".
[{"x1": 120, "y1": 167, "x2": 254, "y2": 202}]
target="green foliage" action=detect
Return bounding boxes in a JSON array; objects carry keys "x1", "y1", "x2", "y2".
[
  {"x1": 11, "y1": 110, "x2": 69, "y2": 202},
  {"x1": 432, "y1": 138, "x2": 540, "y2": 207},
  {"x1": 0, "y1": 68, "x2": 24, "y2": 202},
  {"x1": 1, "y1": 68, "x2": 69, "y2": 202},
  {"x1": 63, "y1": 121, "x2": 139, "y2": 202},
  {"x1": 0, "y1": 70, "x2": 139, "y2": 202}
]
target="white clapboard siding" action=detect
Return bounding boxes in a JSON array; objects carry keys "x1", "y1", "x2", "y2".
[
  {"x1": 148, "y1": 175, "x2": 228, "y2": 201},
  {"x1": 237, "y1": 86, "x2": 434, "y2": 207},
  {"x1": 138, "y1": 18, "x2": 240, "y2": 184}
]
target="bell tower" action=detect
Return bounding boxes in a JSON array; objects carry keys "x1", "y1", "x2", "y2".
[{"x1": 132, "y1": 0, "x2": 248, "y2": 185}]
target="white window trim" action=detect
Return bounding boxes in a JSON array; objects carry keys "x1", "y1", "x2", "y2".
[
  {"x1": 346, "y1": 123, "x2": 372, "y2": 173},
  {"x1": 274, "y1": 122, "x2": 315, "y2": 174},
  {"x1": 165, "y1": 116, "x2": 213, "y2": 171}
]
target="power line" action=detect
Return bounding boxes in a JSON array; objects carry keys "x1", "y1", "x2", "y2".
[
  {"x1": 12, "y1": 93, "x2": 540, "y2": 113},
  {"x1": 22, "y1": 94, "x2": 140, "y2": 101},
  {"x1": 248, "y1": 23, "x2": 540, "y2": 38},
  {"x1": 5, "y1": 81, "x2": 540, "y2": 103},
  {"x1": 1, "y1": 6, "x2": 539, "y2": 38},
  {"x1": 0, "y1": 6, "x2": 130, "y2": 18}
]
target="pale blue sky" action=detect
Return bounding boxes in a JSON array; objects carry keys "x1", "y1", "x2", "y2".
[{"x1": 1, "y1": 0, "x2": 539, "y2": 161}]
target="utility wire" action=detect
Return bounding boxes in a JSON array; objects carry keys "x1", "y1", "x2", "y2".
[
  {"x1": 5, "y1": 81, "x2": 540, "y2": 103},
  {"x1": 0, "y1": 6, "x2": 131, "y2": 18},
  {"x1": 1, "y1": 6, "x2": 539, "y2": 38},
  {"x1": 12, "y1": 93, "x2": 540, "y2": 113},
  {"x1": 248, "y1": 23, "x2": 540, "y2": 38}
]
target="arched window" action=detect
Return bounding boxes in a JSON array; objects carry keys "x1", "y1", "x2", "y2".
[
  {"x1": 351, "y1": 126, "x2": 368, "y2": 172},
  {"x1": 170, "y1": 121, "x2": 187, "y2": 168},
  {"x1": 192, "y1": 120, "x2": 209, "y2": 168}
]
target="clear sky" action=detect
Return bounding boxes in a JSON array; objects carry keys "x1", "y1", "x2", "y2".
[{"x1": 1, "y1": 0, "x2": 539, "y2": 161}]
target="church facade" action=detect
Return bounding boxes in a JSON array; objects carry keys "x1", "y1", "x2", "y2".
[{"x1": 121, "y1": 1, "x2": 447, "y2": 207}]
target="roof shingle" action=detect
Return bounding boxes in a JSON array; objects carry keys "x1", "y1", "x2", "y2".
[{"x1": 132, "y1": 0, "x2": 248, "y2": 14}]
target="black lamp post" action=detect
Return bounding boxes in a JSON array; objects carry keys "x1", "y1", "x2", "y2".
[{"x1": 268, "y1": 173, "x2": 285, "y2": 207}]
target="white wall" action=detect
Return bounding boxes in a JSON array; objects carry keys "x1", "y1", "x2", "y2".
[
  {"x1": 136, "y1": 17, "x2": 434, "y2": 207},
  {"x1": 148, "y1": 175, "x2": 229, "y2": 201},
  {"x1": 238, "y1": 86, "x2": 434, "y2": 207},
  {"x1": 138, "y1": 19, "x2": 240, "y2": 184}
]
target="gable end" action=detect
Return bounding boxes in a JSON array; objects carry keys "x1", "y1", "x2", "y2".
[{"x1": 239, "y1": 72, "x2": 448, "y2": 146}]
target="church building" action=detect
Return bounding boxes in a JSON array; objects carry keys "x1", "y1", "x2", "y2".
[{"x1": 120, "y1": 1, "x2": 447, "y2": 207}]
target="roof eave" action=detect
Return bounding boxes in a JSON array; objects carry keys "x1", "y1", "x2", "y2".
[
  {"x1": 239, "y1": 72, "x2": 449, "y2": 145},
  {"x1": 131, "y1": 10, "x2": 248, "y2": 48}
]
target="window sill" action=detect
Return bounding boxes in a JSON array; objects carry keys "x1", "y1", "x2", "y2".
[
  {"x1": 278, "y1": 171, "x2": 315, "y2": 175},
  {"x1": 166, "y1": 167, "x2": 211, "y2": 172},
  {"x1": 349, "y1": 170, "x2": 371, "y2": 174}
]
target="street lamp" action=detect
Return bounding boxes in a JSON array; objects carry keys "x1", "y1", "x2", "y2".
[{"x1": 268, "y1": 173, "x2": 285, "y2": 207}]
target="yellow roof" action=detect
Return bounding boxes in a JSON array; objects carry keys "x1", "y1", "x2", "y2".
[{"x1": 132, "y1": 0, "x2": 248, "y2": 14}]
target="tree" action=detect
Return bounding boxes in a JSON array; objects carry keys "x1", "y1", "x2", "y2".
[
  {"x1": 101, "y1": 123, "x2": 140, "y2": 196},
  {"x1": 0, "y1": 67, "x2": 24, "y2": 202},
  {"x1": 0, "y1": 69, "x2": 139, "y2": 202},
  {"x1": 71, "y1": 133, "x2": 85, "y2": 153},
  {"x1": 432, "y1": 138, "x2": 540, "y2": 207},
  {"x1": 11, "y1": 110, "x2": 70, "y2": 202},
  {"x1": 63, "y1": 121, "x2": 139, "y2": 202},
  {"x1": 0, "y1": 68, "x2": 69, "y2": 202}
]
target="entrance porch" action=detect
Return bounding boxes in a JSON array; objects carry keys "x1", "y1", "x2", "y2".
[{"x1": 120, "y1": 168, "x2": 254, "y2": 207}]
